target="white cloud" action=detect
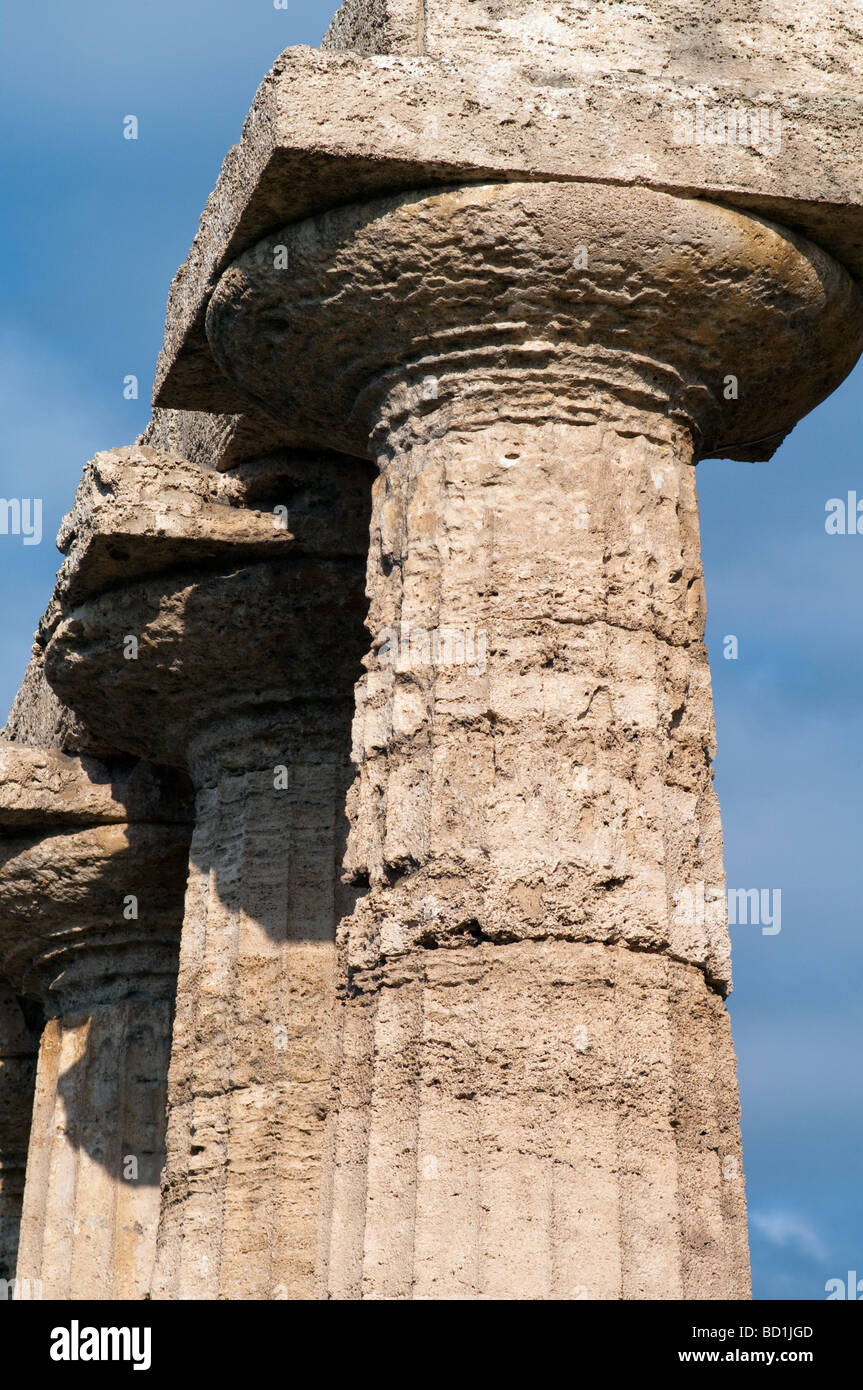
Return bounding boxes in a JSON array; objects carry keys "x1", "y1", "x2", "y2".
[{"x1": 750, "y1": 1210, "x2": 828, "y2": 1262}]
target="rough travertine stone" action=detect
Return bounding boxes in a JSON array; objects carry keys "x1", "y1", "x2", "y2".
[
  {"x1": 206, "y1": 177, "x2": 863, "y2": 1297},
  {"x1": 340, "y1": 413, "x2": 732, "y2": 982},
  {"x1": 0, "y1": 745, "x2": 189, "y2": 830},
  {"x1": 0, "y1": 743, "x2": 191, "y2": 1299},
  {"x1": 326, "y1": 0, "x2": 863, "y2": 89},
  {"x1": 44, "y1": 446, "x2": 372, "y2": 1299},
  {"x1": 151, "y1": 757, "x2": 356, "y2": 1300},
  {"x1": 50, "y1": 445, "x2": 298, "y2": 607},
  {"x1": 43, "y1": 447, "x2": 371, "y2": 765},
  {"x1": 14, "y1": 975, "x2": 177, "y2": 1300},
  {"x1": 0, "y1": 984, "x2": 39, "y2": 1288},
  {"x1": 324, "y1": 0, "x2": 420, "y2": 55}
]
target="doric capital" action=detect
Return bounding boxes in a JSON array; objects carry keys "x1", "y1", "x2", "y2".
[
  {"x1": 206, "y1": 181, "x2": 862, "y2": 463},
  {"x1": 154, "y1": 22, "x2": 863, "y2": 416},
  {"x1": 42, "y1": 447, "x2": 371, "y2": 776}
]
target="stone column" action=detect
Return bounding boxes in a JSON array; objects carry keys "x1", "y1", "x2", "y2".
[
  {"x1": 0, "y1": 746, "x2": 191, "y2": 1299},
  {"x1": 44, "y1": 446, "x2": 371, "y2": 1298},
  {"x1": 321, "y1": 411, "x2": 747, "y2": 1300},
  {"x1": 0, "y1": 984, "x2": 39, "y2": 1292},
  {"x1": 205, "y1": 180, "x2": 862, "y2": 1298}
]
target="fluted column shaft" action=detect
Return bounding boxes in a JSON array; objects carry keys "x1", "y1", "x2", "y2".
[
  {"x1": 152, "y1": 725, "x2": 356, "y2": 1300},
  {"x1": 324, "y1": 408, "x2": 745, "y2": 1298}
]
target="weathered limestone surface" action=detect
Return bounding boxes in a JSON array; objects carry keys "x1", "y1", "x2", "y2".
[
  {"x1": 205, "y1": 176, "x2": 862, "y2": 1296},
  {"x1": 0, "y1": 743, "x2": 192, "y2": 1299},
  {"x1": 0, "y1": 744, "x2": 189, "y2": 831},
  {"x1": 44, "y1": 445, "x2": 372, "y2": 1299},
  {"x1": 145, "y1": 751, "x2": 359, "y2": 1300},
  {"x1": 13, "y1": 950, "x2": 178, "y2": 1301},
  {"x1": 324, "y1": 0, "x2": 420, "y2": 55}
]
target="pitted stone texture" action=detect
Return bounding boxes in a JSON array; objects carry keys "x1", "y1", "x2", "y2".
[
  {"x1": 322, "y1": 940, "x2": 749, "y2": 1300},
  {"x1": 0, "y1": 821, "x2": 187, "y2": 1007},
  {"x1": 43, "y1": 444, "x2": 371, "y2": 772},
  {"x1": 342, "y1": 414, "x2": 731, "y2": 990},
  {"x1": 0, "y1": 742, "x2": 190, "y2": 998},
  {"x1": 3, "y1": 439, "x2": 337, "y2": 750},
  {"x1": 49, "y1": 443, "x2": 368, "y2": 559},
  {"x1": 50, "y1": 445, "x2": 294, "y2": 609},
  {"x1": 46, "y1": 560, "x2": 368, "y2": 776},
  {"x1": 48, "y1": 444, "x2": 370, "y2": 606},
  {"x1": 325, "y1": 0, "x2": 863, "y2": 95},
  {"x1": 325, "y1": 0, "x2": 420, "y2": 55},
  {"x1": 206, "y1": 182, "x2": 863, "y2": 463},
  {"x1": 3, "y1": 0, "x2": 853, "y2": 1307},
  {"x1": 206, "y1": 173, "x2": 858, "y2": 1298},
  {"x1": 153, "y1": 48, "x2": 863, "y2": 415}
]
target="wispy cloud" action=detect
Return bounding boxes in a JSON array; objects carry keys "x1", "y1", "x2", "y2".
[{"x1": 750, "y1": 1210, "x2": 828, "y2": 1263}]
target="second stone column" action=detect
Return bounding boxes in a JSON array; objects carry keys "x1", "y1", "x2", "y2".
[{"x1": 44, "y1": 446, "x2": 371, "y2": 1297}]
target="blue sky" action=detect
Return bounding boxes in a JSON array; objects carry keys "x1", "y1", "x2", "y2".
[{"x1": 2, "y1": 1, "x2": 860, "y2": 1301}]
